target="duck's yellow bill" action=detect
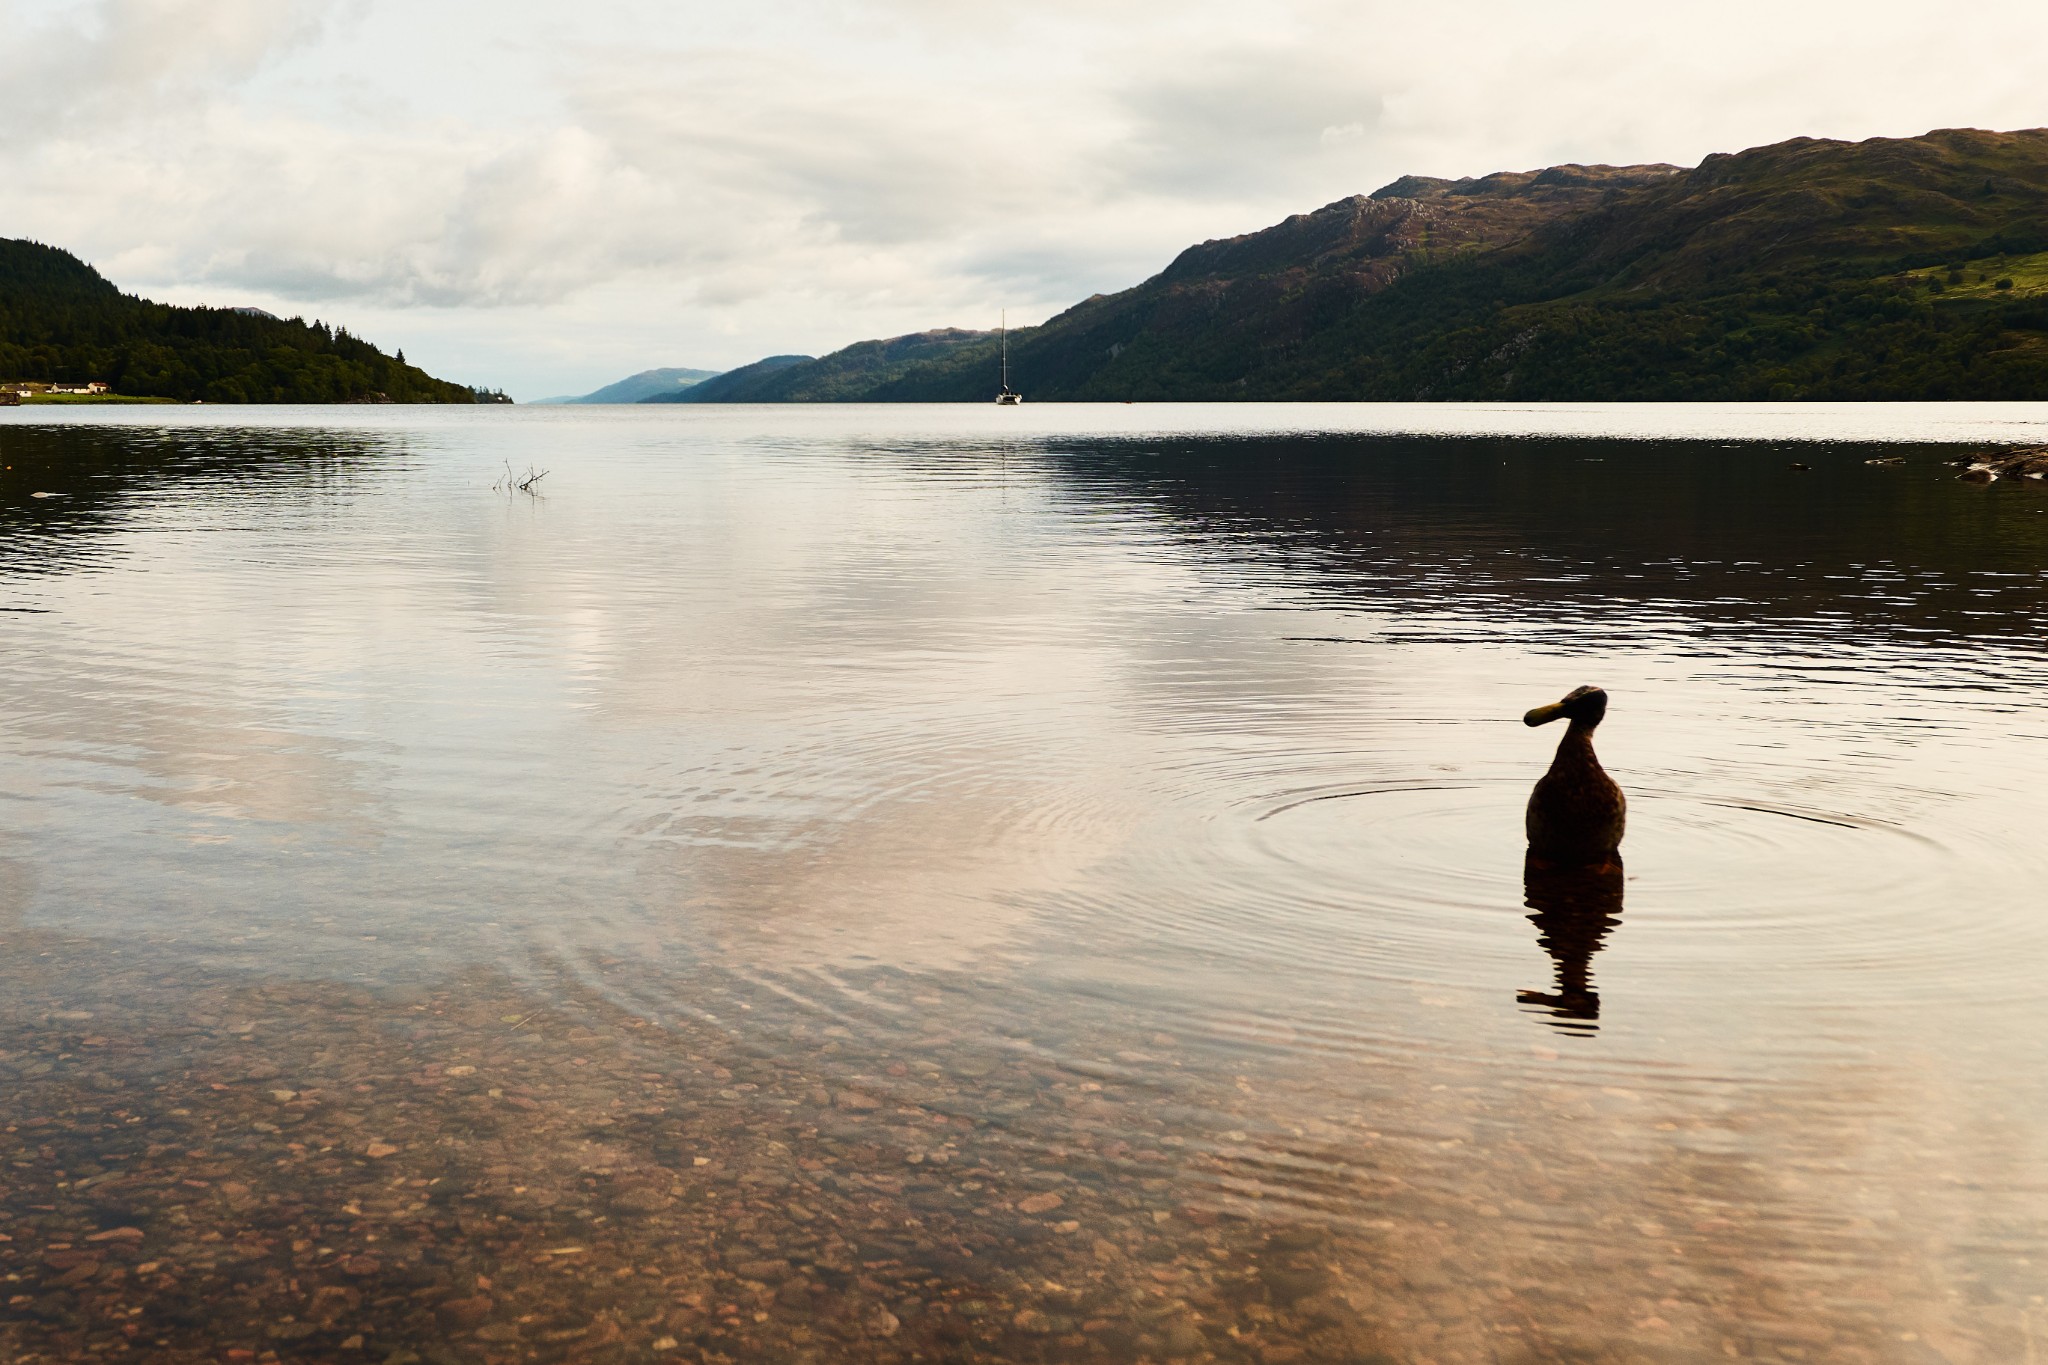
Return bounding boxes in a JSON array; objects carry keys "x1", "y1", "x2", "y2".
[{"x1": 1524, "y1": 702, "x2": 1567, "y2": 727}]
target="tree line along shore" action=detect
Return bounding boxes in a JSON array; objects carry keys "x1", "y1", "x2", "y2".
[{"x1": 0, "y1": 239, "x2": 503, "y2": 406}]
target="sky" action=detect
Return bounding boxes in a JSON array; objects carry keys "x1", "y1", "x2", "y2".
[{"x1": 6, "y1": 0, "x2": 2048, "y2": 400}]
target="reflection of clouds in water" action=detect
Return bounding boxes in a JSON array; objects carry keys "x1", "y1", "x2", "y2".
[
  {"x1": 70, "y1": 709, "x2": 373, "y2": 832},
  {"x1": 631, "y1": 766, "x2": 1127, "y2": 972},
  {"x1": 452, "y1": 447, "x2": 1181, "y2": 972},
  {"x1": 524, "y1": 455, "x2": 1405, "y2": 975}
]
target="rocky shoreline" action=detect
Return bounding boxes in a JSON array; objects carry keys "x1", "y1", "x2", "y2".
[{"x1": 1958, "y1": 446, "x2": 2048, "y2": 482}]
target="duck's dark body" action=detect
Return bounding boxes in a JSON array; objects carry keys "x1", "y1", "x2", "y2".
[{"x1": 1523, "y1": 686, "x2": 1626, "y2": 865}]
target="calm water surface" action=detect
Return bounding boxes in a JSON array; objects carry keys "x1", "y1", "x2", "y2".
[{"x1": 3, "y1": 404, "x2": 2048, "y2": 1363}]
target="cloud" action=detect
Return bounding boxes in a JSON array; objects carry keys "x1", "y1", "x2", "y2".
[
  {"x1": 206, "y1": 123, "x2": 686, "y2": 308},
  {"x1": 0, "y1": 0, "x2": 341, "y2": 136},
  {"x1": 6, "y1": 0, "x2": 2048, "y2": 397},
  {"x1": 1110, "y1": 47, "x2": 1388, "y2": 196}
]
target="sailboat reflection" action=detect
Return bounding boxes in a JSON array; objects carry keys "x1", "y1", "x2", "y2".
[{"x1": 1517, "y1": 855, "x2": 1624, "y2": 1032}]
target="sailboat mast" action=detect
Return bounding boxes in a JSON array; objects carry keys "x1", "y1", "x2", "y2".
[{"x1": 994, "y1": 307, "x2": 1022, "y2": 402}]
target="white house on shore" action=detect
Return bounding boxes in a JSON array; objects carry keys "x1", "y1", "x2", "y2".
[{"x1": 8, "y1": 382, "x2": 113, "y2": 397}]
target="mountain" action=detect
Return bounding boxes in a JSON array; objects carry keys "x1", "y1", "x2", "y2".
[
  {"x1": 532, "y1": 367, "x2": 723, "y2": 404},
  {"x1": 667, "y1": 331, "x2": 992, "y2": 402},
  {"x1": 0, "y1": 239, "x2": 496, "y2": 403},
  {"x1": 650, "y1": 354, "x2": 816, "y2": 402},
  {"x1": 687, "y1": 127, "x2": 2048, "y2": 402}
]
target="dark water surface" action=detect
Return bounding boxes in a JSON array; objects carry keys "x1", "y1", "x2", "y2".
[{"x1": 4, "y1": 404, "x2": 2048, "y2": 1363}]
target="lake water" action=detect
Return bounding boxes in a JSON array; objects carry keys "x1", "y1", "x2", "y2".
[{"x1": 3, "y1": 403, "x2": 2047, "y2": 1363}]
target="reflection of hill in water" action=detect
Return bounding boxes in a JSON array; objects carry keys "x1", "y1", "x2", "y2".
[
  {"x1": 1039, "y1": 435, "x2": 2048, "y2": 643},
  {"x1": 0, "y1": 425, "x2": 400, "y2": 576}
]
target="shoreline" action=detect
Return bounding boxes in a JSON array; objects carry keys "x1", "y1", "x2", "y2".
[{"x1": 11, "y1": 395, "x2": 181, "y2": 406}]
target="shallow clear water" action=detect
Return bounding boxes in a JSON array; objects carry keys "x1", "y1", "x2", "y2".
[{"x1": 4, "y1": 403, "x2": 2048, "y2": 1362}]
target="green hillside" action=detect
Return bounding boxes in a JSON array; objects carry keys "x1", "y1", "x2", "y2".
[
  {"x1": 0, "y1": 239, "x2": 498, "y2": 404},
  {"x1": 693, "y1": 127, "x2": 2048, "y2": 402}
]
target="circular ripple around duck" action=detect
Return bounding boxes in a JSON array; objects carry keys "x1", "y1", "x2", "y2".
[{"x1": 1190, "y1": 778, "x2": 2048, "y2": 1010}]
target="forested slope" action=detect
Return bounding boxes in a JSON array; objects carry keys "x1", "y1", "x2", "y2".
[{"x1": 0, "y1": 239, "x2": 494, "y2": 403}]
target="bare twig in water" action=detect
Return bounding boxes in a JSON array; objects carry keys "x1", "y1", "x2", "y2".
[{"x1": 494, "y1": 461, "x2": 550, "y2": 495}]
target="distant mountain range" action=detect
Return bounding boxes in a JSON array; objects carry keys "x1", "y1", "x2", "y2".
[
  {"x1": 0, "y1": 239, "x2": 497, "y2": 404},
  {"x1": 681, "y1": 127, "x2": 2048, "y2": 402},
  {"x1": 651, "y1": 355, "x2": 815, "y2": 402},
  {"x1": 532, "y1": 367, "x2": 724, "y2": 404}
]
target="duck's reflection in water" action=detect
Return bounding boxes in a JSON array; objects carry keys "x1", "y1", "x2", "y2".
[{"x1": 1517, "y1": 854, "x2": 1625, "y2": 1033}]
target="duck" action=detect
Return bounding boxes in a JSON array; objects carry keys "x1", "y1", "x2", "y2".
[{"x1": 1523, "y1": 685, "x2": 1625, "y2": 865}]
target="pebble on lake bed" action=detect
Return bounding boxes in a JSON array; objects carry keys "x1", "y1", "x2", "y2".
[{"x1": 0, "y1": 924, "x2": 2026, "y2": 1365}]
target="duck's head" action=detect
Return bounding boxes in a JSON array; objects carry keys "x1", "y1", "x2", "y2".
[{"x1": 1524, "y1": 685, "x2": 1608, "y2": 730}]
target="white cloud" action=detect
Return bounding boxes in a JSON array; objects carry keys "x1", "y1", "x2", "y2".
[
  {"x1": 1110, "y1": 47, "x2": 1388, "y2": 196},
  {"x1": 3, "y1": 0, "x2": 2048, "y2": 397},
  {"x1": 0, "y1": 0, "x2": 341, "y2": 135}
]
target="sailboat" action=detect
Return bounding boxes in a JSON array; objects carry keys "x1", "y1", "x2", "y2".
[{"x1": 995, "y1": 309, "x2": 1022, "y2": 405}]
